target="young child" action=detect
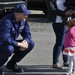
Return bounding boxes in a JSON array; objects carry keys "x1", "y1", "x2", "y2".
[{"x1": 63, "y1": 19, "x2": 75, "y2": 75}]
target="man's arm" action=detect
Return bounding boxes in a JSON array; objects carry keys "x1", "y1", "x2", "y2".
[
  {"x1": 0, "y1": 20, "x2": 18, "y2": 46},
  {"x1": 21, "y1": 21, "x2": 31, "y2": 43}
]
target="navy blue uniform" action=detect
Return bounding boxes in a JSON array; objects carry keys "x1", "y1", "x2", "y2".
[{"x1": 0, "y1": 13, "x2": 34, "y2": 67}]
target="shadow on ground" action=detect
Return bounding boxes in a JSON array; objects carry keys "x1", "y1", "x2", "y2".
[{"x1": 2, "y1": 65, "x2": 68, "y2": 75}]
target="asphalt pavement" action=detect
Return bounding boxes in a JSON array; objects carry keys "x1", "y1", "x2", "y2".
[{"x1": 3, "y1": 11, "x2": 68, "y2": 75}]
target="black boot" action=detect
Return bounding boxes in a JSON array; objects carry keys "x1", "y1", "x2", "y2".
[{"x1": 6, "y1": 61, "x2": 24, "y2": 72}]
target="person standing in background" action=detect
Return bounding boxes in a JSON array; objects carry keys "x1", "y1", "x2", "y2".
[{"x1": 47, "y1": 0, "x2": 74, "y2": 69}]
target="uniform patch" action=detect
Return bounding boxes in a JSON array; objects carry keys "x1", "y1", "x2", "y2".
[{"x1": 19, "y1": 26, "x2": 24, "y2": 29}]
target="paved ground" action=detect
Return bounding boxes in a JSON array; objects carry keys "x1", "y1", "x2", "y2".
[{"x1": 3, "y1": 11, "x2": 68, "y2": 75}]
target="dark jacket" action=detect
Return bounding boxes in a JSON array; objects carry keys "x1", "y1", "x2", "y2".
[
  {"x1": 64, "y1": 0, "x2": 75, "y2": 18},
  {"x1": 64, "y1": 0, "x2": 75, "y2": 10},
  {"x1": 48, "y1": 0, "x2": 66, "y2": 22}
]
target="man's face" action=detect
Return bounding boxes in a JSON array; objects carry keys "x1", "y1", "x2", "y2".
[{"x1": 16, "y1": 13, "x2": 28, "y2": 21}]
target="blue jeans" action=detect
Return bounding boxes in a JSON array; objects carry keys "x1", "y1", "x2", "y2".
[
  {"x1": 0, "y1": 40, "x2": 35, "y2": 67},
  {"x1": 52, "y1": 23, "x2": 68, "y2": 64}
]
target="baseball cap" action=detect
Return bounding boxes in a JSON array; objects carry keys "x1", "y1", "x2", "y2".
[{"x1": 14, "y1": 4, "x2": 31, "y2": 15}]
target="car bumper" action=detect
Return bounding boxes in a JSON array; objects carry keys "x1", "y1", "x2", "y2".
[{"x1": 0, "y1": 1, "x2": 25, "y2": 12}]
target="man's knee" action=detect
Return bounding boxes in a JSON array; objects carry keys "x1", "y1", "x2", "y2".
[
  {"x1": 30, "y1": 40, "x2": 35, "y2": 49},
  {"x1": 6, "y1": 45, "x2": 14, "y2": 55},
  {"x1": 29, "y1": 40, "x2": 35, "y2": 50}
]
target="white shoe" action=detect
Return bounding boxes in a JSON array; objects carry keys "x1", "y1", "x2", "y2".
[{"x1": 53, "y1": 63, "x2": 63, "y2": 69}]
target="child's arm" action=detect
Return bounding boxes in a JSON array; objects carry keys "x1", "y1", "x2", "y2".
[{"x1": 70, "y1": 26, "x2": 75, "y2": 37}]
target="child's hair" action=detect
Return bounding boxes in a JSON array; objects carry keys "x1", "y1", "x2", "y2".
[{"x1": 66, "y1": 19, "x2": 75, "y2": 28}]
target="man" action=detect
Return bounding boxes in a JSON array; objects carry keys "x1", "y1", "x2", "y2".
[{"x1": 0, "y1": 4, "x2": 35, "y2": 75}]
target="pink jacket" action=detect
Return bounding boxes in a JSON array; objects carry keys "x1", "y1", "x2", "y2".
[{"x1": 64, "y1": 26, "x2": 75, "y2": 48}]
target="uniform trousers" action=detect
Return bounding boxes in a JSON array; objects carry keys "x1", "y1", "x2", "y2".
[{"x1": 0, "y1": 40, "x2": 34, "y2": 67}]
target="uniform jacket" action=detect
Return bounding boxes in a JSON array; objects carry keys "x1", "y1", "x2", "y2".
[
  {"x1": 0, "y1": 13, "x2": 31, "y2": 46},
  {"x1": 64, "y1": 26, "x2": 75, "y2": 48}
]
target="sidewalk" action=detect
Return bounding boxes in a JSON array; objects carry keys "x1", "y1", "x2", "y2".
[{"x1": 3, "y1": 65, "x2": 68, "y2": 75}]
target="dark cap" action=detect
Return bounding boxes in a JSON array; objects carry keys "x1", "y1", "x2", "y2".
[{"x1": 14, "y1": 4, "x2": 31, "y2": 15}]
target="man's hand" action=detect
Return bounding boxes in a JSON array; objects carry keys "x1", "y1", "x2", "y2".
[
  {"x1": 21, "y1": 40, "x2": 28, "y2": 48},
  {"x1": 17, "y1": 40, "x2": 28, "y2": 51}
]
